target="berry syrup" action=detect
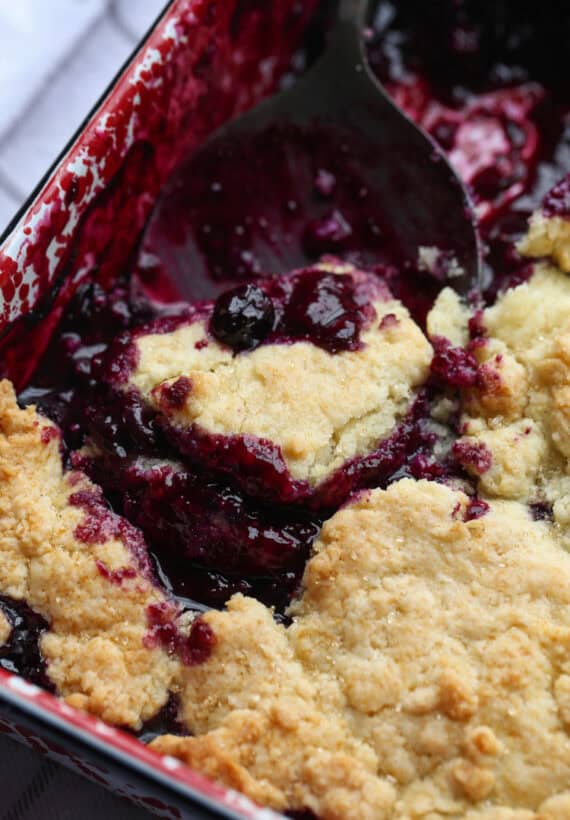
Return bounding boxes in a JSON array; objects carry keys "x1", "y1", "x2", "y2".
[
  {"x1": 366, "y1": 0, "x2": 570, "y2": 297},
  {"x1": 0, "y1": 597, "x2": 54, "y2": 691}
]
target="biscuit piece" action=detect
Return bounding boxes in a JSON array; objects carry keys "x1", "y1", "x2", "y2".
[
  {"x1": 153, "y1": 594, "x2": 395, "y2": 819},
  {"x1": 427, "y1": 286, "x2": 470, "y2": 348},
  {"x1": 454, "y1": 262, "x2": 570, "y2": 517},
  {"x1": 518, "y1": 174, "x2": 570, "y2": 272},
  {"x1": 152, "y1": 479, "x2": 570, "y2": 818},
  {"x1": 127, "y1": 264, "x2": 432, "y2": 495},
  {"x1": 0, "y1": 381, "x2": 178, "y2": 728},
  {"x1": 519, "y1": 211, "x2": 570, "y2": 272}
]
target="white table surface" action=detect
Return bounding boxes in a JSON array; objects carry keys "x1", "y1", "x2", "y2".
[
  {"x1": 0, "y1": 2, "x2": 175, "y2": 817},
  {"x1": 0, "y1": 0, "x2": 167, "y2": 231}
]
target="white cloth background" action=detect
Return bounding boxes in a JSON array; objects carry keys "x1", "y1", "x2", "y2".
[
  {"x1": 0, "y1": 2, "x2": 170, "y2": 817},
  {"x1": 0, "y1": 0, "x2": 167, "y2": 232}
]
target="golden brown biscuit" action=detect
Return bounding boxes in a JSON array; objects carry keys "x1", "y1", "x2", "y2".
[
  {"x1": 452, "y1": 260, "x2": 570, "y2": 527},
  {"x1": 0, "y1": 381, "x2": 178, "y2": 728},
  {"x1": 152, "y1": 479, "x2": 570, "y2": 818}
]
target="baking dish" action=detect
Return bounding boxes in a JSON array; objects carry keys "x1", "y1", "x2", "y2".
[
  {"x1": 7, "y1": 2, "x2": 570, "y2": 817},
  {"x1": 0, "y1": 0, "x2": 318, "y2": 815}
]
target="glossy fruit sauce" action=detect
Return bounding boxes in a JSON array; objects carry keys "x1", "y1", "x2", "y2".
[
  {"x1": 7, "y1": 1, "x2": 570, "y2": 692},
  {"x1": 367, "y1": 0, "x2": 570, "y2": 296}
]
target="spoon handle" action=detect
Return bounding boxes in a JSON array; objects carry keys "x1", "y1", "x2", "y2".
[
  {"x1": 331, "y1": 0, "x2": 371, "y2": 59},
  {"x1": 335, "y1": 0, "x2": 373, "y2": 29}
]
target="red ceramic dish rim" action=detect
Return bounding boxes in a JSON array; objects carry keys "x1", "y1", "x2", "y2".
[
  {"x1": 0, "y1": 0, "x2": 174, "y2": 331},
  {"x1": 0, "y1": 667, "x2": 281, "y2": 819}
]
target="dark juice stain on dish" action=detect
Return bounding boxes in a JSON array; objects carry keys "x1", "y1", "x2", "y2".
[
  {"x1": 135, "y1": 694, "x2": 188, "y2": 745},
  {"x1": 0, "y1": 597, "x2": 54, "y2": 692},
  {"x1": 16, "y1": 1, "x2": 570, "y2": 622}
]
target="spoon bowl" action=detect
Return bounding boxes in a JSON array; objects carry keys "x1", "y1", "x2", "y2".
[{"x1": 139, "y1": 0, "x2": 481, "y2": 303}]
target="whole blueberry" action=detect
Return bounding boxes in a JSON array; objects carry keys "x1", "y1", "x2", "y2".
[{"x1": 210, "y1": 284, "x2": 275, "y2": 352}]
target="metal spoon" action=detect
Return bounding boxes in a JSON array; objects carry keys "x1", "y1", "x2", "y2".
[{"x1": 139, "y1": 0, "x2": 481, "y2": 302}]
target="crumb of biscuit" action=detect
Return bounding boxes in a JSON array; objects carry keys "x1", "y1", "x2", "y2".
[
  {"x1": 463, "y1": 338, "x2": 529, "y2": 422},
  {"x1": 0, "y1": 611, "x2": 11, "y2": 647},
  {"x1": 151, "y1": 479, "x2": 570, "y2": 817},
  {"x1": 0, "y1": 380, "x2": 179, "y2": 728},
  {"x1": 455, "y1": 420, "x2": 546, "y2": 499},
  {"x1": 129, "y1": 268, "x2": 432, "y2": 488},
  {"x1": 427, "y1": 286, "x2": 470, "y2": 348},
  {"x1": 518, "y1": 211, "x2": 570, "y2": 272},
  {"x1": 456, "y1": 263, "x2": 570, "y2": 516}
]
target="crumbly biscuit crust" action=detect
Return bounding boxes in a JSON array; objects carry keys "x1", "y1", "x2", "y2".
[
  {"x1": 0, "y1": 381, "x2": 178, "y2": 728},
  {"x1": 454, "y1": 264, "x2": 570, "y2": 536},
  {"x1": 153, "y1": 479, "x2": 570, "y2": 818}
]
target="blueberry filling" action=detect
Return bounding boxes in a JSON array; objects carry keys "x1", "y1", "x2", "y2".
[
  {"x1": 0, "y1": 597, "x2": 54, "y2": 692},
  {"x1": 83, "y1": 452, "x2": 320, "y2": 577},
  {"x1": 542, "y1": 176, "x2": 570, "y2": 219},
  {"x1": 277, "y1": 269, "x2": 370, "y2": 353},
  {"x1": 209, "y1": 267, "x2": 378, "y2": 356},
  {"x1": 136, "y1": 694, "x2": 188, "y2": 744},
  {"x1": 145, "y1": 602, "x2": 216, "y2": 666},
  {"x1": 430, "y1": 336, "x2": 480, "y2": 388},
  {"x1": 210, "y1": 283, "x2": 275, "y2": 352},
  {"x1": 10, "y1": 1, "x2": 566, "y2": 700},
  {"x1": 452, "y1": 440, "x2": 493, "y2": 474},
  {"x1": 464, "y1": 498, "x2": 491, "y2": 522},
  {"x1": 156, "y1": 376, "x2": 194, "y2": 411}
]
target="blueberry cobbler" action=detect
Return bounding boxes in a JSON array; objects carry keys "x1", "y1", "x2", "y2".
[{"x1": 7, "y1": 3, "x2": 570, "y2": 819}]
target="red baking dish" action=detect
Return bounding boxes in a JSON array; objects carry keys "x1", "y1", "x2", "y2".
[{"x1": 0, "y1": 1, "x2": 319, "y2": 815}]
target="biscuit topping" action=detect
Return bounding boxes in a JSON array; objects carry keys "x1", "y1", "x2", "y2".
[
  {"x1": 152, "y1": 479, "x2": 570, "y2": 818},
  {"x1": 127, "y1": 263, "x2": 432, "y2": 495},
  {"x1": 0, "y1": 382, "x2": 179, "y2": 728}
]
